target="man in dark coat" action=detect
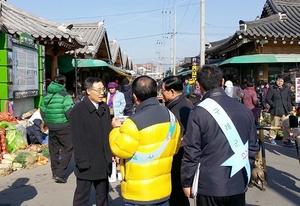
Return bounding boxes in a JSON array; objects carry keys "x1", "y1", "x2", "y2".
[
  {"x1": 266, "y1": 75, "x2": 293, "y2": 146},
  {"x1": 181, "y1": 65, "x2": 259, "y2": 206},
  {"x1": 121, "y1": 78, "x2": 134, "y2": 116},
  {"x1": 70, "y1": 77, "x2": 112, "y2": 206},
  {"x1": 162, "y1": 76, "x2": 193, "y2": 206}
]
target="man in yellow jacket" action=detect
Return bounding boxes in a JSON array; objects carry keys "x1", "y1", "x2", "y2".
[{"x1": 109, "y1": 75, "x2": 181, "y2": 206}]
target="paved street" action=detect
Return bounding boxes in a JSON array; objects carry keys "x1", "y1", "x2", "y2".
[{"x1": 0, "y1": 140, "x2": 299, "y2": 206}]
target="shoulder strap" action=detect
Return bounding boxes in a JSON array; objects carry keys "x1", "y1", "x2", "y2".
[
  {"x1": 126, "y1": 109, "x2": 176, "y2": 164},
  {"x1": 198, "y1": 98, "x2": 251, "y2": 183},
  {"x1": 45, "y1": 94, "x2": 55, "y2": 106}
]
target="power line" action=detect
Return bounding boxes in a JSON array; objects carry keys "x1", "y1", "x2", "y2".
[{"x1": 50, "y1": 2, "x2": 200, "y2": 21}]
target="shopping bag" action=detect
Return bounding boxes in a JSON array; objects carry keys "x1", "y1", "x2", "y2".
[{"x1": 191, "y1": 163, "x2": 201, "y2": 198}]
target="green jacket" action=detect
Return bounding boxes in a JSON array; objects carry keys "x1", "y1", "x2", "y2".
[{"x1": 40, "y1": 82, "x2": 73, "y2": 130}]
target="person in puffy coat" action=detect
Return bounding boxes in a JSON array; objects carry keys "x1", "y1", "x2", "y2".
[
  {"x1": 40, "y1": 74, "x2": 73, "y2": 183},
  {"x1": 106, "y1": 82, "x2": 126, "y2": 117},
  {"x1": 109, "y1": 75, "x2": 181, "y2": 205}
]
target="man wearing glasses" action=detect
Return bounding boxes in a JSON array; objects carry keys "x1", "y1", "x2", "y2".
[{"x1": 70, "y1": 77, "x2": 112, "y2": 206}]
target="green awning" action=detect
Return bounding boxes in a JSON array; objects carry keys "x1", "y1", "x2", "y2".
[
  {"x1": 107, "y1": 64, "x2": 131, "y2": 77},
  {"x1": 177, "y1": 69, "x2": 192, "y2": 76},
  {"x1": 57, "y1": 55, "x2": 74, "y2": 73},
  {"x1": 72, "y1": 59, "x2": 108, "y2": 67},
  {"x1": 219, "y1": 54, "x2": 300, "y2": 66},
  {"x1": 71, "y1": 58, "x2": 131, "y2": 77}
]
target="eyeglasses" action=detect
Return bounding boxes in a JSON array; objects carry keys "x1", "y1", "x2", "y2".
[{"x1": 90, "y1": 87, "x2": 106, "y2": 94}]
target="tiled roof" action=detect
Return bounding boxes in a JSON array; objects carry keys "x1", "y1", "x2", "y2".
[
  {"x1": 127, "y1": 57, "x2": 133, "y2": 70},
  {"x1": 0, "y1": 0, "x2": 86, "y2": 49},
  {"x1": 122, "y1": 52, "x2": 128, "y2": 69},
  {"x1": 109, "y1": 39, "x2": 122, "y2": 65},
  {"x1": 206, "y1": 0, "x2": 300, "y2": 55},
  {"x1": 71, "y1": 21, "x2": 107, "y2": 55}
]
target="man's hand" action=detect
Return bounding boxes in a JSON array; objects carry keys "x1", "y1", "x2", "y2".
[
  {"x1": 182, "y1": 187, "x2": 192, "y2": 198},
  {"x1": 111, "y1": 117, "x2": 121, "y2": 128}
]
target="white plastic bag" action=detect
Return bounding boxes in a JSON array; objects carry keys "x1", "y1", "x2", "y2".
[{"x1": 191, "y1": 163, "x2": 201, "y2": 198}]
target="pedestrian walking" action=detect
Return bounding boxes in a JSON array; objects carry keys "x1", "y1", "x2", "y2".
[
  {"x1": 243, "y1": 81, "x2": 259, "y2": 125},
  {"x1": 181, "y1": 65, "x2": 259, "y2": 206},
  {"x1": 183, "y1": 78, "x2": 191, "y2": 98},
  {"x1": 109, "y1": 75, "x2": 181, "y2": 205},
  {"x1": 40, "y1": 74, "x2": 73, "y2": 183},
  {"x1": 70, "y1": 77, "x2": 112, "y2": 206},
  {"x1": 266, "y1": 75, "x2": 293, "y2": 146},
  {"x1": 162, "y1": 76, "x2": 193, "y2": 206}
]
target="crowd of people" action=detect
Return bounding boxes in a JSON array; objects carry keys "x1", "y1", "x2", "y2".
[
  {"x1": 223, "y1": 76, "x2": 295, "y2": 147},
  {"x1": 39, "y1": 65, "x2": 297, "y2": 206}
]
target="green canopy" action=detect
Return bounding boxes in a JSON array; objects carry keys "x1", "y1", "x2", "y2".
[
  {"x1": 72, "y1": 59, "x2": 108, "y2": 67},
  {"x1": 177, "y1": 69, "x2": 192, "y2": 76},
  {"x1": 219, "y1": 54, "x2": 300, "y2": 66},
  {"x1": 72, "y1": 58, "x2": 131, "y2": 77}
]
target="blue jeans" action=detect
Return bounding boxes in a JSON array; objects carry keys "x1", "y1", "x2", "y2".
[{"x1": 124, "y1": 200, "x2": 169, "y2": 206}]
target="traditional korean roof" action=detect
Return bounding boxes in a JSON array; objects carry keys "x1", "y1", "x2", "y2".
[
  {"x1": 127, "y1": 57, "x2": 133, "y2": 70},
  {"x1": 122, "y1": 52, "x2": 129, "y2": 69},
  {"x1": 0, "y1": 0, "x2": 86, "y2": 49},
  {"x1": 71, "y1": 21, "x2": 110, "y2": 58},
  {"x1": 206, "y1": 0, "x2": 300, "y2": 56},
  {"x1": 109, "y1": 39, "x2": 123, "y2": 66}
]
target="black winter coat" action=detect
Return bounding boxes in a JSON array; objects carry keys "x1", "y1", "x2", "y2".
[
  {"x1": 165, "y1": 94, "x2": 193, "y2": 136},
  {"x1": 121, "y1": 84, "x2": 134, "y2": 116},
  {"x1": 266, "y1": 85, "x2": 292, "y2": 116},
  {"x1": 70, "y1": 97, "x2": 112, "y2": 180},
  {"x1": 165, "y1": 94, "x2": 193, "y2": 205},
  {"x1": 181, "y1": 88, "x2": 259, "y2": 197}
]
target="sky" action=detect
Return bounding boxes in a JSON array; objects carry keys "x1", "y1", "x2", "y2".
[{"x1": 8, "y1": 0, "x2": 266, "y2": 68}]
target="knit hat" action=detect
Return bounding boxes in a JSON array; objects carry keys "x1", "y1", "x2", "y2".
[
  {"x1": 224, "y1": 80, "x2": 233, "y2": 87},
  {"x1": 107, "y1": 82, "x2": 118, "y2": 89}
]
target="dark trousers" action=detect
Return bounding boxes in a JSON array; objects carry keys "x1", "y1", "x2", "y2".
[
  {"x1": 169, "y1": 148, "x2": 190, "y2": 206},
  {"x1": 48, "y1": 127, "x2": 73, "y2": 178},
  {"x1": 73, "y1": 178, "x2": 109, "y2": 206},
  {"x1": 197, "y1": 193, "x2": 245, "y2": 206}
]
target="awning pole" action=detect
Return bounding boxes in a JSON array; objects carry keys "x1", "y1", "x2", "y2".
[{"x1": 74, "y1": 53, "x2": 78, "y2": 97}]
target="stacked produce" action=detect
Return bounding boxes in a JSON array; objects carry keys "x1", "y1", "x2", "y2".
[
  {"x1": 0, "y1": 112, "x2": 50, "y2": 177},
  {"x1": 0, "y1": 112, "x2": 18, "y2": 124},
  {"x1": 0, "y1": 128, "x2": 9, "y2": 161}
]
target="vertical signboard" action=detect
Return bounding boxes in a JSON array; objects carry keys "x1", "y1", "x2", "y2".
[
  {"x1": 191, "y1": 57, "x2": 199, "y2": 83},
  {"x1": 11, "y1": 33, "x2": 39, "y2": 98}
]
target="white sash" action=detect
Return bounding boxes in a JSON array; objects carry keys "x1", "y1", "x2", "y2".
[
  {"x1": 126, "y1": 109, "x2": 176, "y2": 164},
  {"x1": 199, "y1": 98, "x2": 251, "y2": 183}
]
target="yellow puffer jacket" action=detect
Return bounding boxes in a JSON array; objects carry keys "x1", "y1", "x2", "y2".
[{"x1": 109, "y1": 100, "x2": 181, "y2": 204}]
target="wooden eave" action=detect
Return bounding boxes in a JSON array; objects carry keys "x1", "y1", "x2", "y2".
[
  {"x1": 206, "y1": 0, "x2": 300, "y2": 57},
  {"x1": 69, "y1": 21, "x2": 111, "y2": 61},
  {"x1": 0, "y1": 0, "x2": 86, "y2": 50},
  {"x1": 109, "y1": 40, "x2": 124, "y2": 67}
]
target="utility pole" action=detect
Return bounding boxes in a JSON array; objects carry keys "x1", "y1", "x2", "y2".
[
  {"x1": 200, "y1": 0, "x2": 205, "y2": 68},
  {"x1": 173, "y1": 7, "x2": 177, "y2": 75}
]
